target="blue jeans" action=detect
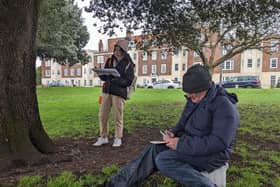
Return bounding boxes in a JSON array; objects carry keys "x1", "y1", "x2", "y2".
[{"x1": 108, "y1": 144, "x2": 216, "y2": 187}]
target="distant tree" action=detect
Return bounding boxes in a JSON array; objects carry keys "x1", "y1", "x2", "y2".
[
  {"x1": 36, "y1": 0, "x2": 90, "y2": 66},
  {"x1": 0, "y1": 0, "x2": 88, "y2": 168},
  {"x1": 36, "y1": 66, "x2": 42, "y2": 85},
  {"x1": 85, "y1": 0, "x2": 280, "y2": 71}
]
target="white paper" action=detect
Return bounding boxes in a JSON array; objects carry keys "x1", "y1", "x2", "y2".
[
  {"x1": 149, "y1": 141, "x2": 166, "y2": 144},
  {"x1": 92, "y1": 68, "x2": 120, "y2": 77}
]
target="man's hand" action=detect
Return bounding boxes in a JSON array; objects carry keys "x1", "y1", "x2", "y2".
[
  {"x1": 163, "y1": 136, "x2": 179, "y2": 150},
  {"x1": 164, "y1": 130, "x2": 175, "y2": 138}
]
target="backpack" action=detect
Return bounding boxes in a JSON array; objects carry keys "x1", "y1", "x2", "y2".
[{"x1": 125, "y1": 62, "x2": 137, "y2": 99}]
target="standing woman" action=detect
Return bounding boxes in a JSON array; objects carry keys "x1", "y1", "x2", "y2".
[{"x1": 94, "y1": 40, "x2": 135, "y2": 147}]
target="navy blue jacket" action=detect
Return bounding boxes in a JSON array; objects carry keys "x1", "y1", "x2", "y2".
[
  {"x1": 100, "y1": 55, "x2": 135, "y2": 100},
  {"x1": 171, "y1": 84, "x2": 240, "y2": 170}
]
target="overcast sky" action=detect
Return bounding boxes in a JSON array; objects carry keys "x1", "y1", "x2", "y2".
[
  {"x1": 75, "y1": 0, "x2": 127, "y2": 50},
  {"x1": 37, "y1": 1, "x2": 126, "y2": 67}
]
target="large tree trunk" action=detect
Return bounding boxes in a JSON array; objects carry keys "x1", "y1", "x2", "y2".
[{"x1": 0, "y1": 0, "x2": 55, "y2": 170}]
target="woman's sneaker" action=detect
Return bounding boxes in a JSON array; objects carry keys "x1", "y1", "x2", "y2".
[
  {"x1": 93, "y1": 137, "x2": 109, "y2": 146},
  {"x1": 112, "y1": 138, "x2": 122, "y2": 147}
]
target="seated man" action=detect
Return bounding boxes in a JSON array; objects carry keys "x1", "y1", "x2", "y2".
[{"x1": 101, "y1": 64, "x2": 240, "y2": 187}]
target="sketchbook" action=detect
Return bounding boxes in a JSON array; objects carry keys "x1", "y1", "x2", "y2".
[
  {"x1": 149, "y1": 141, "x2": 166, "y2": 144},
  {"x1": 92, "y1": 68, "x2": 120, "y2": 77}
]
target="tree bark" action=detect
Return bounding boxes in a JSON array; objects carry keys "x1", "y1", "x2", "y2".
[{"x1": 0, "y1": 0, "x2": 55, "y2": 170}]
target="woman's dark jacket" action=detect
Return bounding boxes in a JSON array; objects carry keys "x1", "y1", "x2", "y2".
[
  {"x1": 99, "y1": 55, "x2": 135, "y2": 100},
  {"x1": 171, "y1": 83, "x2": 240, "y2": 171}
]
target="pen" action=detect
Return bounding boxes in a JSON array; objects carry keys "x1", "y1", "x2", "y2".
[{"x1": 160, "y1": 130, "x2": 166, "y2": 137}]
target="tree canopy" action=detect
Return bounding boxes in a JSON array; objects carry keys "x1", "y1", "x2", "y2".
[
  {"x1": 85, "y1": 0, "x2": 280, "y2": 69},
  {"x1": 36, "y1": 0, "x2": 90, "y2": 66}
]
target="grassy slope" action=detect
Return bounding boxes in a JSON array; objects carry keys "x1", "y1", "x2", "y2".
[{"x1": 37, "y1": 87, "x2": 280, "y2": 187}]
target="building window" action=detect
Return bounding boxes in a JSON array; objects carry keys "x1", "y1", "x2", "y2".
[
  {"x1": 271, "y1": 40, "x2": 278, "y2": 52},
  {"x1": 222, "y1": 60, "x2": 234, "y2": 70},
  {"x1": 84, "y1": 67, "x2": 87, "y2": 74},
  {"x1": 173, "y1": 48, "x2": 179, "y2": 56},
  {"x1": 89, "y1": 68, "x2": 93, "y2": 74},
  {"x1": 152, "y1": 39, "x2": 159, "y2": 47},
  {"x1": 271, "y1": 75, "x2": 276, "y2": 87},
  {"x1": 161, "y1": 50, "x2": 167, "y2": 60},
  {"x1": 270, "y1": 58, "x2": 278, "y2": 69},
  {"x1": 64, "y1": 69, "x2": 68, "y2": 76},
  {"x1": 142, "y1": 52, "x2": 148, "y2": 61},
  {"x1": 257, "y1": 58, "x2": 261, "y2": 68},
  {"x1": 152, "y1": 51, "x2": 157, "y2": 60},
  {"x1": 77, "y1": 68, "x2": 81, "y2": 76},
  {"x1": 57, "y1": 70, "x2": 60, "y2": 75},
  {"x1": 161, "y1": 64, "x2": 166, "y2": 73},
  {"x1": 182, "y1": 64, "x2": 186, "y2": 71},
  {"x1": 97, "y1": 56, "x2": 104, "y2": 64},
  {"x1": 175, "y1": 64, "x2": 179, "y2": 71},
  {"x1": 45, "y1": 61, "x2": 51, "y2": 67},
  {"x1": 89, "y1": 80, "x2": 93, "y2": 86},
  {"x1": 222, "y1": 47, "x2": 227, "y2": 55},
  {"x1": 84, "y1": 80, "x2": 87, "y2": 86},
  {"x1": 193, "y1": 51, "x2": 199, "y2": 57},
  {"x1": 143, "y1": 65, "x2": 147, "y2": 74},
  {"x1": 128, "y1": 40, "x2": 136, "y2": 48},
  {"x1": 151, "y1": 64, "x2": 157, "y2": 74},
  {"x1": 222, "y1": 45, "x2": 232, "y2": 55},
  {"x1": 247, "y1": 59, "x2": 253, "y2": 68},
  {"x1": 133, "y1": 53, "x2": 137, "y2": 60},
  {"x1": 88, "y1": 56, "x2": 92, "y2": 63},
  {"x1": 182, "y1": 49, "x2": 187, "y2": 56},
  {"x1": 70, "y1": 69, "x2": 75, "y2": 76},
  {"x1": 45, "y1": 70, "x2": 51, "y2": 77}
]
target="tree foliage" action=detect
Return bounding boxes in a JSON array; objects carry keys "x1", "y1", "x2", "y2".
[
  {"x1": 85, "y1": 0, "x2": 280, "y2": 69},
  {"x1": 36, "y1": 0, "x2": 90, "y2": 66}
]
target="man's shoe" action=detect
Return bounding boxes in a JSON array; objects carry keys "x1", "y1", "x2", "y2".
[
  {"x1": 93, "y1": 137, "x2": 109, "y2": 146},
  {"x1": 112, "y1": 138, "x2": 122, "y2": 147}
]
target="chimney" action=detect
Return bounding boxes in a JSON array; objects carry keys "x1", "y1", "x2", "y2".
[{"x1": 98, "y1": 39, "x2": 103, "y2": 52}]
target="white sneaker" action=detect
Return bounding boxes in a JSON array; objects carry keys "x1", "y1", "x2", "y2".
[
  {"x1": 93, "y1": 137, "x2": 109, "y2": 146},
  {"x1": 112, "y1": 138, "x2": 122, "y2": 147}
]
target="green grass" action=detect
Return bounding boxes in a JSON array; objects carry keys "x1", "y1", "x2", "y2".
[
  {"x1": 231, "y1": 88, "x2": 280, "y2": 104},
  {"x1": 31, "y1": 87, "x2": 280, "y2": 186},
  {"x1": 17, "y1": 165, "x2": 119, "y2": 187},
  {"x1": 37, "y1": 87, "x2": 186, "y2": 138},
  {"x1": 38, "y1": 87, "x2": 280, "y2": 138},
  {"x1": 17, "y1": 176, "x2": 43, "y2": 187}
]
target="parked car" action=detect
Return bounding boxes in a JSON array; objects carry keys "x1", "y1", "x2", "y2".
[
  {"x1": 48, "y1": 82, "x2": 66, "y2": 87},
  {"x1": 146, "y1": 79, "x2": 180, "y2": 89},
  {"x1": 222, "y1": 76, "x2": 261, "y2": 88}
]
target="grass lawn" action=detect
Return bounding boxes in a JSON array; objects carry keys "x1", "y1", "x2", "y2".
[{"x1": 35, "y1": 87, "x2": 280, "y2": 187}]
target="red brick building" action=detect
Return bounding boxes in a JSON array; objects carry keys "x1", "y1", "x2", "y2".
[{"x1": 42, "y1": 34, "x2": 280, "y2": 88}]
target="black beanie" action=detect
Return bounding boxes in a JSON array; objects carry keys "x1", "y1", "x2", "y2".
[{"x1": 182, "y1": 64, "x2": 212, "y2": 93}]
